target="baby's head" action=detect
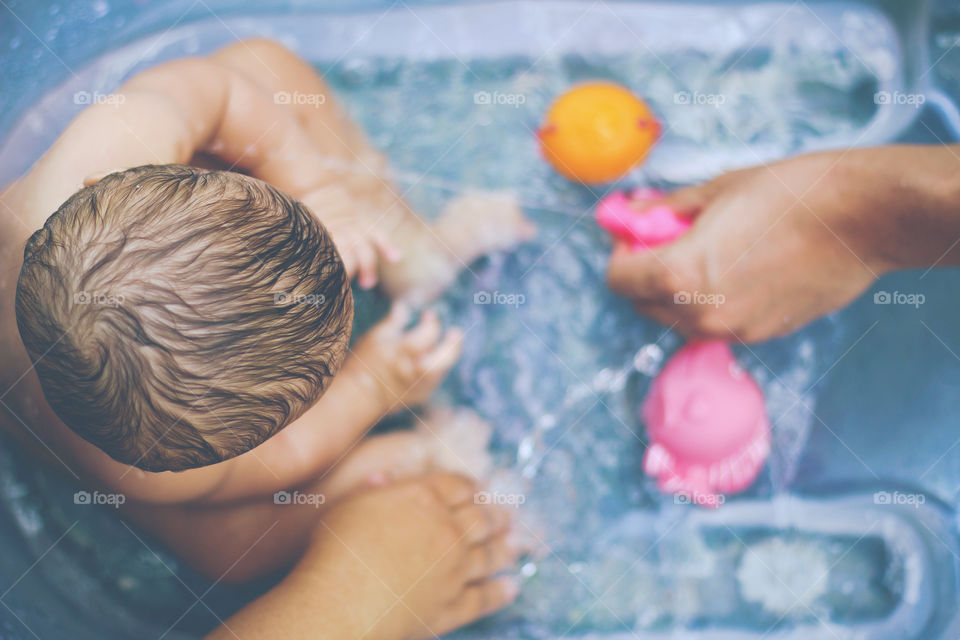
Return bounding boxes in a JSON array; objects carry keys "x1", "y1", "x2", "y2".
[{"x1": 16, "y1": 165, "x2": 353, "y2": 472}]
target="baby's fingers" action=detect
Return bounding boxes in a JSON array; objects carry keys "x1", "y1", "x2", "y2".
[
  {"x1": 374, "y1": 303, "x2": 411, "y2": 338},
  {"x1": 417, "y1": 328, "x2": 463, "y2": 375},
  {"x1": 372, "y1": 230, "x2": 401, "y2": 263},
  {"x1": 354, "y1": 239, "x2": 379, "y2": 289},
  {"x1": 403, "y1": 310, "x2": 443, "y2": 353}
]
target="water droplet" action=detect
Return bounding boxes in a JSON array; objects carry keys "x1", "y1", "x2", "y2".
[
  {"x1": 517, "y1": 436, "x2": 535, "y2": 463},
  {"x1": 633, "y1": 344, "x2": 664, "y2": 376},
  {"x1": 537, "y1": 414, "x2": 557, "y2": 431},
  {"x1": 562, "y1": 384, "x2": 591, "y2": 408},
  {"x1": 520, "y1": 562, "x2": 537, "y2": 578},
  {"x1": 592, "y1": 368, "x2": 616, "y2": 392},
  {"x1": 92, "y1": 0, "x2": 110, "y2": 19}
]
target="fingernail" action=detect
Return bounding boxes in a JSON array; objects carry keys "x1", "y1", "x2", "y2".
[
  {"x1": 503, "y1": 578, "x2": 520, "y2": 600},
  {"x1": 366, "y1": 471, "x2": 389, "y2": 486},
  {"x1": 508, "y1": 535, "x2": 529, "y2": 555}
]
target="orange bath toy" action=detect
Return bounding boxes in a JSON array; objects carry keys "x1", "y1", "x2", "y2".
[{"x1": 538, "y1": 82, "x2": 660, "y2": 184}]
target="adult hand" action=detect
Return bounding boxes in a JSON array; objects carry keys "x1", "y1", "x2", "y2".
[
  {"x1": 209, "y1": 474, "x2": 522, "y2": 640},
  {"x1": 606, "y1": 146, "x2": 960, "y2": 342}
]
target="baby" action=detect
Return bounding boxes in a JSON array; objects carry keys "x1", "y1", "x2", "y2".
[{"x1": 0, "y1": 39, "x2": 532, "y2": 582}]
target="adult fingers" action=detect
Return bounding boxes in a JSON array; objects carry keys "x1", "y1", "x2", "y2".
[
  {"x1": 452, "y1": 503, "x2": 512, "y2": 545},
  {"x1": 630, "y1": 300, "x2": 734, "y2": 341},
  {"x1": 462, "y1": 533, "x2": 519, "y2": 582},
  {"x1": 423, "y1": 473, "x2": 478, "y2": 507},
  {"x1": 438, "y1": 577, "x2": 519, "y2": 633},
  {"x1": 633, "y1": 181, "x2": 712, "y2": 218},
  {"x1": 606, "y1": 244, "x2": 676, "y2": 301}
]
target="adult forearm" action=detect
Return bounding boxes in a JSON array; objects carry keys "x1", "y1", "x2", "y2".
[
  {"x1": 838, "y1": 145, "x2": 960, "y2": 272},
  {"x1": 205, "y1": 570, "x2": 363, "y2": 640}
]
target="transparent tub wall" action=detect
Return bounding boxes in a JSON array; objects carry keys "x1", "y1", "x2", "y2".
[{"x1": 3, "y1": 1, "x2": 960, "y2": 639}]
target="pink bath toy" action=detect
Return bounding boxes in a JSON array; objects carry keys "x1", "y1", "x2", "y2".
[
  {"x1": 641, "y1": 341, "x2": 770, "y2": 507},
  {"x1": 596, "y1": 191, "x2": 771, "y2": 508},
  {"x1": 595, "y1": 189, "x2": 691, "y2": 250}
]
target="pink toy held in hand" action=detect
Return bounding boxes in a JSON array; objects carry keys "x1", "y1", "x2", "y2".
[
  {"x1": 596, "y1": 190, "x2": 771, "y2": 508},
  {"x1": 595, "y1": 189, "x2": 691, "y2": 251}
]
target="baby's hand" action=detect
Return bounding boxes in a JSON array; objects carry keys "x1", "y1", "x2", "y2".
[
  {"x1": 348, "y1": 304, "x2": 463, "y2": 412},
  {"x1": 300, "y1": 185, "x2": 399, "y2": 288}
]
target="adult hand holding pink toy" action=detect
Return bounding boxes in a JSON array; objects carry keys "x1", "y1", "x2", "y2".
[{"x1": 604, "y1": 150, "x2": 915, "y2": 343}]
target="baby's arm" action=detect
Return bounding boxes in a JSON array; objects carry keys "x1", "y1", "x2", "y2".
[
  {"x1": 74, "y1": 307, "x2": 460, "y2": 505},
  {"x1": 212, "y1": 39, "x2": 538, "y2": 299},
  {"x1": 11, "y1": 49, "x2": 389, "y2": 279},
  {"x1": 14, "y1": 59, "x2": 313, "y2": 225},
  {"x1": 191, "y1": 306, "x2": 463, "y2": 504}
]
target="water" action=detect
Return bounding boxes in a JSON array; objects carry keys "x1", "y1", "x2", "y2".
[
  {"x1": 322, "y1": 48, "x2": 866, "y2": 636},
  {"x1": 3, "y1": 2, "x2": 960, "y2": 639},
  {"x1": 315, "y1": 37, "x2": 947, "y2": 636}
]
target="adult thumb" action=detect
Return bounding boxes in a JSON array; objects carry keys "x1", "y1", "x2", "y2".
[{"x1": 606, "y1": 242, "x2": 675, "y2": 301}]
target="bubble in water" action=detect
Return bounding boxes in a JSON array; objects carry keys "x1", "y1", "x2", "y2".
[
  {"x1": 517, "y1": 436, "x2": 535, "y2": 463},
  {"x1": 537, "y1": 414, "x2": 557, "y2": 431},
  {"x1": 92, "y1": 0, "x2": 109, "y2": 19},
  {"x1": 520, "y1": 562, "x2": 537, "y2": 578},
  {"x1": 633, "y1": 343, "x2": 664, "y2": 376},
  {"x1": 591, "y1": 368, "x2": 618, "y2": 393}
]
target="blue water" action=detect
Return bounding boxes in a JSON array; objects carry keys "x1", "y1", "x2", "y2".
[{"x1": 3, "y1": 2, "x2": 960, "y2": 639}]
